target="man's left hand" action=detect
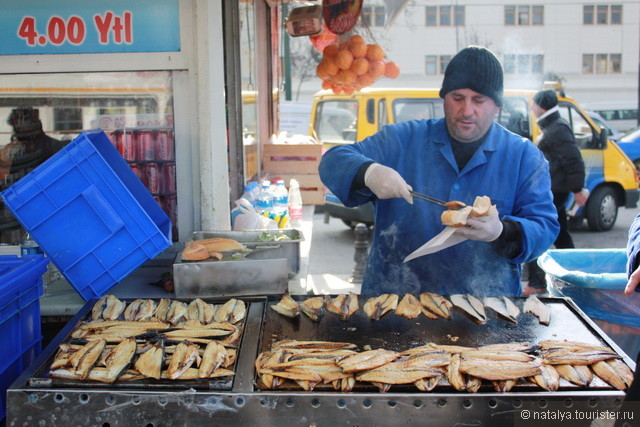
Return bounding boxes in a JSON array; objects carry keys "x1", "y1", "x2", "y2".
[
  {"x1": 573, "y1": 188, "x2": 589, "y2": 207},
  {"x1": 625, "y1": 265, "x2": 640, "y2": 294},
  {"x1": 454, "y1": 214, "x2": 503, "y2": 242}
]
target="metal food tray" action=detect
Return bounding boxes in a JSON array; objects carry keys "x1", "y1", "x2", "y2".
[
  {"x1": 173, "y1": 229, "x2": 303, "y2": 298},
  {"x1": 23, "y1": 297, "x2": 250, "y2": 392},
  {"x1": 7, "y1": 295, "x2": 633, "y2": 426},
  {"x1": 257, "y1": 295, "x2": 636, "y2": 393}
]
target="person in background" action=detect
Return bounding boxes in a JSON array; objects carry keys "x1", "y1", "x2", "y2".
[
  {"x1": 523, "y1": 90, "x2": 589, "y2": 295},
  {"x1": 319, "y1": 45, "x2": 559, "y2": 297}
]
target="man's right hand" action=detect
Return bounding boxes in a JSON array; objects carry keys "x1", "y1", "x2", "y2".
[
  {"x1": 625, "y1": 265, "x2": 640, "y2": 294},
  {"x1": 364, "y1": 163, "x2": 413, "y2": 204}
]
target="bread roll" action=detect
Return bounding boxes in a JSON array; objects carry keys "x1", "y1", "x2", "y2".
[
  {"x1": 186, "y1": 237, "x2": 244, "y2": 254},
  {"x1": 441, "y1": 206, "x2": 472, "y2": 227},
  {"x1": 470, "y1": 196, "x2": 491, "y2": 217},
  {"x1": 182, "y1": 244, "x2": 210, "y2": 261}
]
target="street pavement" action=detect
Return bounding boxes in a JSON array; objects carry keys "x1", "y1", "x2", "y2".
[{"x1": 306, "y1": 206, "x2": 639, "y2": 294}]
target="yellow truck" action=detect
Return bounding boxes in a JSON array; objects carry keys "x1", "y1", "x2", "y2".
[{"x1": 311, "y1": 87, "x2": 639, "y2": 231}]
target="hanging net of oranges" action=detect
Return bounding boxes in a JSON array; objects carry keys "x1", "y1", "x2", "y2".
[{"x1": 316, "y1": 33, "x2": 400, "y2": 95}]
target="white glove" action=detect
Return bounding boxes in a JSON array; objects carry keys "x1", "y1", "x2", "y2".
[
  {"x1": 364, "y1": 163, "x2": 413, "y2": 204},
  {"x1": 453, "y1": 214, "x2": 503, "y2": 242}
]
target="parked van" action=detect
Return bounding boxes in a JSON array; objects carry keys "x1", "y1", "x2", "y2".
[
  {"x1": 582, "y1": 101, "x2": 638, "y2": 134},
  {"x1": 311, "y1": 87, "x2": 639, "y2": 231}
]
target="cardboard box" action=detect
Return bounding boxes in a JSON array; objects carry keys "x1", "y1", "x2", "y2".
[{"x1": 262, "y1": 144, "x2": 324, "y2": 205}]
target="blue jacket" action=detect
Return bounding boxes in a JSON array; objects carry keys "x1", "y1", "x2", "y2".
[
  {"x1": 319, "y1": 118, "x2": 560, "y2": 296},
  {"x1": 627, "y1": 213, "x2": 640, "y2": 278}
]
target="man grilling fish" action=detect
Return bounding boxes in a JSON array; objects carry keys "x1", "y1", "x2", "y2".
[{"x1": 319, "y1": 46, "x2": 559, "y2": 296}]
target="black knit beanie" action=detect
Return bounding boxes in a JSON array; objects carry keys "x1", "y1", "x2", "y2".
[
  {"x1": 533, "y1": 89, "x2": 558, "y2": 111},
  {"x1": 439, "y1": 46, "x2": 504, "y2": 107}
]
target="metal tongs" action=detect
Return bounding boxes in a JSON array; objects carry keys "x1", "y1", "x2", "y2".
[{"x1": 409, "y1": 190, "x2": 467, "y2": 210}]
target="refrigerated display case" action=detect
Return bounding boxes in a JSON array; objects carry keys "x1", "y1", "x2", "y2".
[{"x1": 0, "y1": 71, "x2": 179, "y2": 243}]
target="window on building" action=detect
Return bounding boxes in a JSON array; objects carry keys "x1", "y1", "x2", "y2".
[
  {"x1": 504, "y1": 54, "x2": 516, "y2": 73},
  {"x1": 583, "y1": 5, "x2": 594, "y2": 24},
  {"x1": 425, "y1": 55, "x2": 437, "y2": 75},
  {"x1": 518, "y1": 6, "x2": 530, "y2": 25},
  {"x1": 597, "y1": 5, "x2": 608, "y2": 24},
  {"x1": 532, "y1": 6, "x2": 544, "y2": 24},
  {"x1": 505, "y1": 6, "x2": 515, "y2": 25},
  {"x1": 440, "y1": 6, "x2": 451, "y2": 26},
  {"x1": 582, "y1": 54, "x2": 594, "y2": 73},
  {"x1": 454, "y1": 6, "x2": 465, "y2": 25},
  {"x1": 440, "y1": 55, "x2": 451, "y2": 73},
  {"x1": 532, "y1": 55, "x2": 544, "y2": 73},
  {"x1": 517, "y1": 55, "x2": 530, "y2": 74},
  {"x1": 53, "y1": 108, "x2": 83, "y2": 132},
  {"x1": 596, "y1": 53, "x2": 608, "y2": 73},
  {"x1": 426, "y1": 6, "x2": 437, "y2": 26},
  {"x1": 611, "y1": 5, "x2": 622, "y2": 23},
  {"x1": 361, "y1": 6, "x2": 372, "y2": 26},
  {"x1": 374, "y1": 6, "x2": 385, "y2": 26},
  {"x1": 610, "y1": 54, "x2": 621, "y2": 73}
]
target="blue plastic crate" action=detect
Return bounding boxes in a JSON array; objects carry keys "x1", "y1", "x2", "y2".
[
  {"x1": 1, "y1": 129, "x2": 172, "y2": 301},
  {"x1": 539, "y1": 249, "x2": 640, "y2": 357},
  {"x1": 0, "y1": 255, "x2": 47, "y2": 420}
]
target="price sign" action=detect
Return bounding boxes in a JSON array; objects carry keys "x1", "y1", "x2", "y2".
[
  {"x1": 0, "y1": 0, "x2": 180, "y2": 55},
  {"x1": 323, "y1": 0, "x2": 363, "y2": 35}
]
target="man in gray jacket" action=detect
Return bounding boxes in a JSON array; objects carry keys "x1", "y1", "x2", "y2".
[{"x1": 524, "y1": 90, "x2": 589, "y2": 294}]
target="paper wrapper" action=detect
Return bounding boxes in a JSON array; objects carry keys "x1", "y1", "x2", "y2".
[{"x1": 404, "y1": 206, "x2": 498, "y2": 262}]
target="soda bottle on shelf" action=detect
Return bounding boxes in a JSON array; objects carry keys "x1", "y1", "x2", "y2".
[
  {"x1": 255, "y1": 180, "x2": 274, "y2": 215},
  {"x1": 272, "y1": 179, "x2": 289, "y2": 215},
  {"x1": 288, "y1": 178, "x2": 303, "y2": 226}
]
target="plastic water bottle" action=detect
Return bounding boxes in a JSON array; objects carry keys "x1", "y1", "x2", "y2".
[
  {"x1": 272, "y1": 180, "x2": 289, "y2": 215},
  {"x1": 288, "y1": 178, "x2": 303, "y2": 225},
  {"x1": 20, "y1": 233, "x2": 42, "y2": 256},
  {"x1": 256, "y1": 180, "x2": 274, "y2": 214},
  {"x1": 241, "y1": 182, "x2": 257, "y2": 206}
]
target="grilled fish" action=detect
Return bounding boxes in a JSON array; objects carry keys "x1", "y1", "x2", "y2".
[
  {"x1": 531, "y1": 364, "x2": 560, "y2": 391},
  {"x1": 134, "y1": 340, "x2": 165, "y2": 380},
  {"x1": 415, "y1": 375, "x2": 443, "y2": 392},
  {"x1": 215, "y1": 298, "x2": 246, "y2": 324},
  {"x1": 523, "y1": 295, "x2": 550, "y2": 325},
  {"x1": 272, "y1": 340, "x2": 358, "y2": 352},
  {"x1": 447, "y1": 354, "x2": 467, "y2": 391},
  {"x1": 542, "y1": 348, "x2": 619, "y2": 365},
  {"x1": 538, "y1": 340, "x2": 612, "y2": 353},
  {"x1": 166, "y1": 300, "x2": 188, "y2": 325},
  {"x1": 466, "y1": 376, "x2": 483, "y2": 393},
  {"x1": 199, "y1": 341, "x2": 228, "y2": 378},
  {"x1": 326, "y1": 293, "x2": 359, "y2": 320},
  {"x1": 461, "y1": 350, "x2": 535, "y2": 363},
  {"x1": 300, "y1": 297, "x2": 325, "y2": 321},
  {"x1": 187, "y1": 298, "x2": 215, "y2": 324},
  {"x1": 68, "y1": 339, "x2": 106, "y2": 379},
  {"x1": 123, "y1": 299, "x2": 157, "y2": 322},
  {"x1": 483, "y1": 297, "x2": 518, "y2": 323},
  {"x1": 162, "y1": 367, "x2": 234, "y2": 380},
  {"x1": 355, "y1": 359, "x2": 444, "y2": 385},
  {"x1": 167, "y1": 341, "x2": 201, "y2": 380},
  {"x1": 154, "y1": 298, "x2": 172, "y2": 321},
  {"x1": 606, "y1": 359, "x2": 634, "y2": 388},
  {"x1": 395, "y1": 294, "x2": 437, "y2": 320},
  {"x1": 336, "y1": 349, "x2": 400, "y2": 373},
  {"x1": 419, "y1": 292, "x2": 453, "y2": 319},
  {"x1": 50, "y1": 368, "x2": 144, "y2": 383},
  {"x1": 91, "y1": 295, "x2": 126, "y2": 321},
  {"x1": 450, "y1": 294, "x2": 486, "y2": 324},
  {"x1": 591, "y1": 360, "x2": 628, "y2": 390},
  {"x1": 493, "y1": 380, "x2": 516, "y2": 392},
  {"x1": 271, "y1": 294, "x2": 300, "y2": 318},
  {"x1": 104, "y1": 337, "x2": 137, "y2": 383},
  {"x1": 363, "y1": 294, "x2": 398, "y2": 320},
  {"x1": 479, "y1": 342, "x2": 536, "y2": 353},
  {"x1": 458, "y1": 359, "x2": 541, "y2": 381},
  {"x1": 555, "y1": 364, "x2": 592, "y2": 386}
]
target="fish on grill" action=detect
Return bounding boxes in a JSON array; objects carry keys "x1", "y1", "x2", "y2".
[
  {"x1": 492, "y1": 380, "x2": 517, "y2": 392},
  {"x1": 450, "y1": 294, "x2": 486, "y2": 324},
  {"x1": 590, "y1": 360, "x2": 629, "y2": 390},
  {"x1": 271, "y1": 294, "x2": 300, "y2": 318},
  {"x1": 447, "y1": 353, "x2": 467, "y2": 391},
  {"x1": 395, "y1": 294, "x2": 437, "y2": 320},
  {"x1": 523, "y1": 295, "x2": 550, "y2": 325},
  {"x1": 478, "y1": 342, "x2": 536, "y2": 353},
  {"x1": 530, "y1": 364, "x2": 560, "y2": 391},
  {"x1": 542, "y1": 347, "x2": 619, "y2": 365},
  {"x1": 162, "y1": 367, "x2": 234, "y2": 380},
  {"x1": 355, "y1": 358, "x2": 445, "y2": 388},
  {"x1": 166, "y1": 300, "x2": 188, "y2": 325},
  {"x1": 215, "y1": 298, "x2": 246, "y2": 324},
  {"x1": 336, "y1": 349, "x2": 401, "y2": 373},
  {"x1": 363, "y1": 294, "x2": 398, "y2": 320},
  {"x1": 91, "y1": 295, "x2": 126, "y2": 321},
  {"x1": 186, "y1": 298, "x2": 215, "y2": 324},
  {"x1": 134, "y1": 340, "x2": 165, "y2": 380},
  {"x1": 50, "y1": 368, "x2": 144, "y2": 382},
  {"x1": 300, "y1": 297, "x2": 325, "y2": 321},
  {"x1": 67, "y1": 339, "x2": 106, "y2": 379},
  {"x1": 460, "y1": 350, "x2": 535, "y2": 363},
  {"x1": 167, "y1": 341, "x2": 201, "y2": 380},
  {"x1": 199, "y1": 341, "x2": 229, "y2": 378},
  {"x1": 538, "y1": 340, "x2": 612, "y2": 353},
  {"x1": 123, "y1": 299, "x2": 157, "y2": 322},
  {"x1": 466, "y1": 376, "x2": 483, "y2": 393},
  {"x1": 554, "y1": 364, "x2": 593, "y2": 386},
  {"x1": 154, "y1": 298, "x2": 172, "y2": 322},
  {"x1": 326, "y1": 293, "x2": 359, "y2": 320},
  {"x1": 419, "y1": 292, "x2": 453, "y2": 319},
  {"x1": 458, "y1": 358, "x2": 542, "y2": 381},
  {"x1": 272, "y1": 340, "x2": 357, "y2": 352},
  {"x1": 103, "y1": 337, "x2": 137, "y2": 383},
  {"x1": 483, "y1": 297, "x2": 518, "y2": 323}
]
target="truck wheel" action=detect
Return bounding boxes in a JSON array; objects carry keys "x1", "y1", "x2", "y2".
[{"x1": 585, "y1": 186, "x2": 618, "y2": 231}]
